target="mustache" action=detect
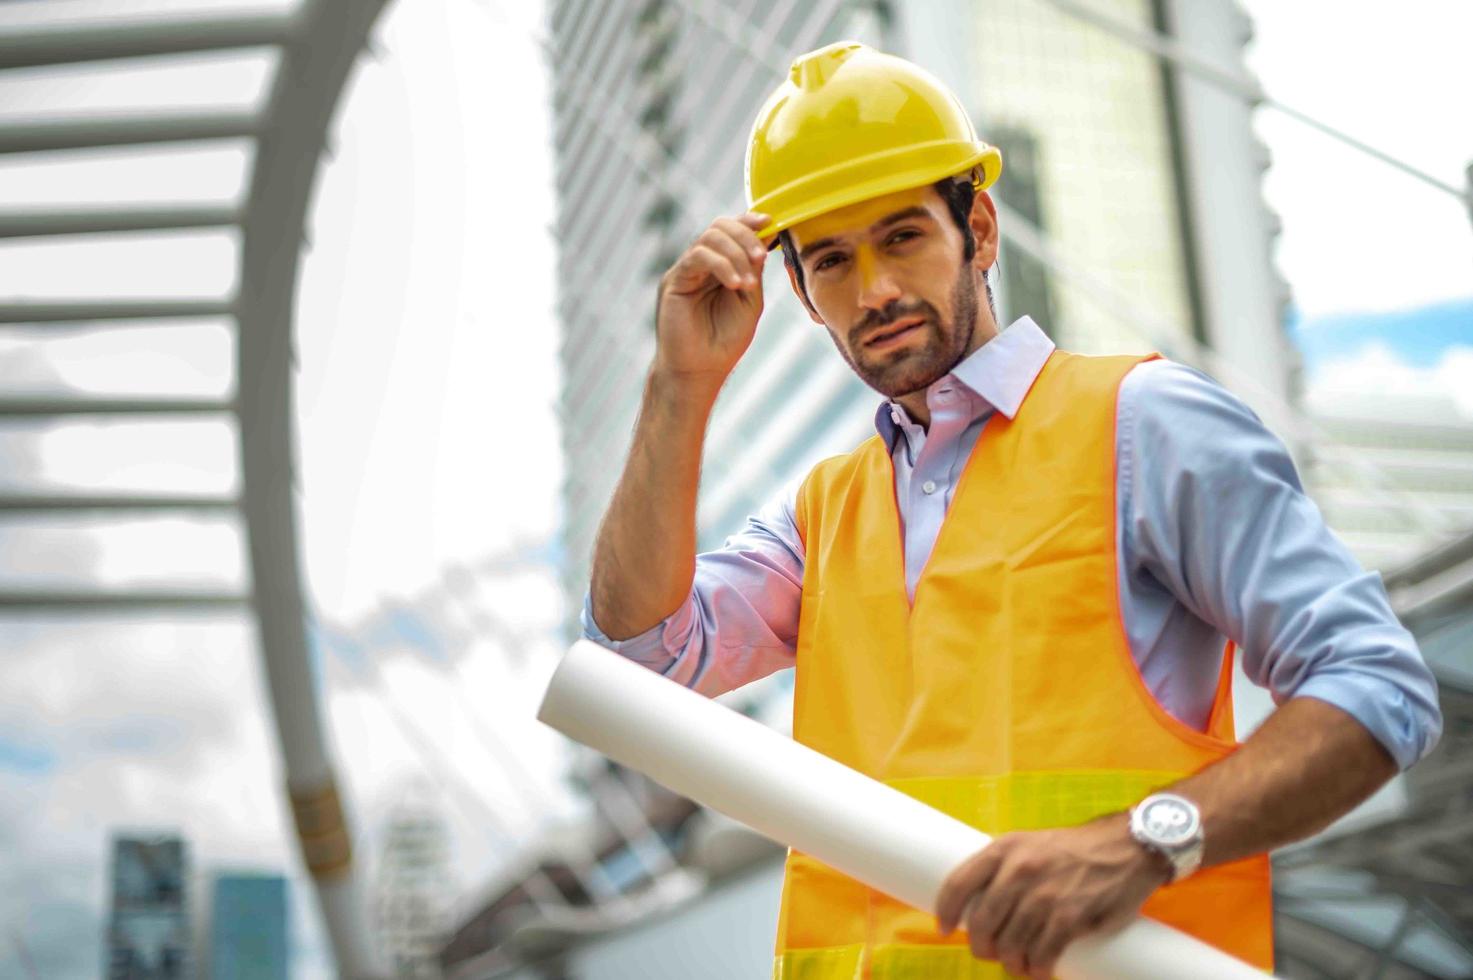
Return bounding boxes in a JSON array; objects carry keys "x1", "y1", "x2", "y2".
[{"x1": 849, "y1": 299, "x2": 938, "y2": 347}]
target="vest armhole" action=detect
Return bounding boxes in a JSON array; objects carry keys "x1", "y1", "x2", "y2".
[
  {"x1": 1105, "y1": 354, "x2": 1240, "y2": 755},
  {"x1": 1143, "y1": 354, "x2": 1243, "y2": 748},
  {"x1": 793, "y1": 472, "x2": 812, "y2": 552},
  {"x1": 1205, "y1": 640, "x2": 1238, "y2": 742},
  {"x1": 795, "y1": 444, "x2": 882, "y2": 553}
]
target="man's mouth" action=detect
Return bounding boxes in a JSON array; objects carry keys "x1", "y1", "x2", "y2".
[{"x1": 864, "y1": 316, "x2": 926, "y2": 349}]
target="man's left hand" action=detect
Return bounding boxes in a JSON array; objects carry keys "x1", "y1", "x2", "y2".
[{"x1": 934, "y1": 814, "x2": 1172, "y2": 979}]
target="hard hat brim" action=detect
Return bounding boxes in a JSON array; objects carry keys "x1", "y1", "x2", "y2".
[{"x1": 753, "y1": 142, "x2": 1002, "y2": 247}]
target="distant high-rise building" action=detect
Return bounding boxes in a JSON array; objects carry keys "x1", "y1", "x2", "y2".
[
  {"x1": 1305, "y1": 386, "x2": 1473, "y2": 571},
  {"x1": 106, "y1": 833, "x2": 190, "y2": 980},
  {"x1": 375, "y1": 799, "x2": 453, "y2": 979},
  {"x1": 208, "y1": 873, "x2": 289, "y2": 980},
  {"x1": 964, "y1": 0, "x2": 1293, "y2": 414}
]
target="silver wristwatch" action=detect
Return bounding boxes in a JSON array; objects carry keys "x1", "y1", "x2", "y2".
[{"x1": 1128, "y1": 792, "x2": 1204, "y2": 883}]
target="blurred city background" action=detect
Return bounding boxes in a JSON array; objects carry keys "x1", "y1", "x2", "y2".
[{"x1": 0, "y1": 0, "x2": 1468, "y2": 977}]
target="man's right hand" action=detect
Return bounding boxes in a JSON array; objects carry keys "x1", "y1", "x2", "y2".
[
  {"x1": 654, "y1": 212, "x2": 770, "y2": 389},
  {"x1": 590, "y1": 213, "x2": 770, "y2": 640}
]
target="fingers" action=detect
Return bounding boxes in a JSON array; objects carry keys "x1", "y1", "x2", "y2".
[
  {"x1": 963, "y1": 862, "x2": 1023, "y2": 962},
  {"x1": 1026, "y1": 909, "x2": 1085, "y2": 980},
  {"x1": 683, "y1": 244, "x2": 745, "y2": 292},
  {"x1": 665, "y1": 214, "x2": 770, "y2": 296},
  {"x1": 699, "y1": 219, "x2": 765, "y2": 288},
  {"x1": 696, "y1": 235, "x2": 758, "y2": 290},
  {"x1": 991, "y1": 893, "x2": 1047, "y2": 978},
  {"x1": 714, "y1": 214, "x2": 770, "y2": 262},
  {"x1": 739, "y1": 210, "x2": 778, "y2": 250},
  {"x1": 936, "y1": 841, "x2": 1004, "y2": 934}
]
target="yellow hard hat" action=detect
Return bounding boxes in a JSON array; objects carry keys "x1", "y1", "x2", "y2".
[{"x1": 745, "y1": 41, "x2": 1002, "y2": 243}]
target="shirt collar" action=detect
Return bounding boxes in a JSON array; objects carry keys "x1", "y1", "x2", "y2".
[{"x1": 873, "y1": 315, "x2": 1057, "y2": 447}]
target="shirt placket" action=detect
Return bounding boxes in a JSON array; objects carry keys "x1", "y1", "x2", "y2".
[{"x1": 903, "y1": 384, "x2": 970, "y2": 598}]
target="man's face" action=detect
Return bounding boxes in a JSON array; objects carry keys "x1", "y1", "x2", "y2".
[{"x1": 787, "y1": 185, "x2": 981, "y2": 399}]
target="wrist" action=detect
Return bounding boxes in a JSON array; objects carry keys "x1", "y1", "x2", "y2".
[
  {"x1": 1125, "y1": 822, "x2": 1176, "y2": 887},
  {"x1": 1097, "y1": 812, "x2": 1173, "y2": 887},
  {"x1": 648, "y1": 361, "x2": 726, "y2": 409}
]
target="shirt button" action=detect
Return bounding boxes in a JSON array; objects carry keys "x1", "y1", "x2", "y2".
[{"x1": 922, "y1": 480, "x2": 938, "y2": 495}]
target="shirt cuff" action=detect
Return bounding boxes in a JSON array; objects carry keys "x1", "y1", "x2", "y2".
[
  {"x1": 1291, "y1": 670, "x2": 1442, "y2": 772},
  {"x1": 579, "y1": 592, "x2": 679, "y2": 673}
]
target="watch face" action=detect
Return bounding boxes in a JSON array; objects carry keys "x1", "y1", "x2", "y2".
[{"x1": 1139, "y1": 797, "x2": 1199, "y2": 846}]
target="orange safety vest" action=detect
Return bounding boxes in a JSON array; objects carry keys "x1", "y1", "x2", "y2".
[{"x1": 774, "y1": 349, "x2": 1273, "y2": 979}]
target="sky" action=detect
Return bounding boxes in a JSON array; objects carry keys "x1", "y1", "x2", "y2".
[
  {"x1": 1239, "y1": 0, "x2": 1473, "y2": 415},
  {"x1": 0, "y1": 1, "x2": 1469, "y2": 977}
]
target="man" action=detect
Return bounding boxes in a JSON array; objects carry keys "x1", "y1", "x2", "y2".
[{"x1": 582, "y1": 42, "x2": 1441, "y2": 979}]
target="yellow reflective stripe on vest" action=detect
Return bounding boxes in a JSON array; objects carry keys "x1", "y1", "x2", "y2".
[
  {"x1": 873, "y1": 945, "x2": 1024, "y2": 979},
  {"x1": 886, "y1": 769, "x2": 1187, "y2": 833},
  {"x1": 774, "y1": 944, "x2": 863, "y2": 980},
  {"x1": 776, "y1": 943, "x2": 1026, "y2": 980}
]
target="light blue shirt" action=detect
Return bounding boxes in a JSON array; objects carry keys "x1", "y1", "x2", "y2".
[{"x1": 584, "y1": 317, "x2": 1442, "y2": 770}]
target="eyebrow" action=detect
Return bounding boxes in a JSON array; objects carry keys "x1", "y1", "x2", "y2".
[{"x1": 797, "y1": 206, "x2": 934, "y2": 264}]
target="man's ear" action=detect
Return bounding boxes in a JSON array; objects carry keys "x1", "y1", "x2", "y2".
[
  {"x1": 970, "y1": 189, "x2": 1000, "y2": 272},
  {"x1": 785, "y1": 260, "x2": 826, "y2": 325}
]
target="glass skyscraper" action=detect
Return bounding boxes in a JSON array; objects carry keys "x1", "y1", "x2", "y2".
[
  {"x1": 209, "y1": 873, "x2": 289, "y2": 980},
  {"x1": 106, "y1": 834, "x2": 190, "y2": 980}
]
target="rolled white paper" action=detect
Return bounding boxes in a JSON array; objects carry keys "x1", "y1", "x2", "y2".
[{"x1": 538, "y1": 640, "x2": 1271, "y2": 980}]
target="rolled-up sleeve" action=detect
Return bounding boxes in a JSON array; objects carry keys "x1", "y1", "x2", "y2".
[
  {"x1": 1124, "y1": 360, "x2": 1443, "y2": 770},
  {"x1": 580, "y1": 485, "x2": 804, "y2": 698}
]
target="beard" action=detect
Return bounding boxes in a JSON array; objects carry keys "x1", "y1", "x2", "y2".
[{"x1": 829, "y1": 261, "x2": 980, "y2": 399}]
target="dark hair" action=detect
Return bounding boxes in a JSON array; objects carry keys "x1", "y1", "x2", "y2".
[{"x1": 778, "y1": 175, "x2": 991, "y2": 314}]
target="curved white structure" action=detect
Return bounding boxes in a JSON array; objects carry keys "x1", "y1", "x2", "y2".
[{"x1": 0, "y1": 3, "x2": 394, "y2": 974}]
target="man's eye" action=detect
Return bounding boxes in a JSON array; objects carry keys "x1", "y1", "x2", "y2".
[
  {"x1": 888, "y1": 229, "x2": 919, "y2": 246},
  {"x1": 814, "y1": 254, "x2": 845, "y2": 272}
]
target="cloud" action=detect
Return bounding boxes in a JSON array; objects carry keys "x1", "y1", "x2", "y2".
[
  {"x1": 1289, "y1": 296, "x2": 1473, "y2": 370},
  {"x1": 1303, "y1": 341, "x2": 1473, "y2": 420}
]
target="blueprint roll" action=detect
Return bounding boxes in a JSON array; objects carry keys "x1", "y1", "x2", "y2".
[{"x1": 537, "y1": 640, "x2": 1271, "y2": 980}]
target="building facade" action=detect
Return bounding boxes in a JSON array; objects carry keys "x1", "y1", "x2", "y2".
[
  {"x1": 208, "y1": 873, "x2": 288, "y2": 980},
  {"x1": 106, "y1": 834, "x2": 190, "y2": 980},
  {"x1": 375, "y1": 800, "x2": 454, "y2": 979},
  {"x1": 1305, "y1": 386, "x2": 1473, "y2": 573}
]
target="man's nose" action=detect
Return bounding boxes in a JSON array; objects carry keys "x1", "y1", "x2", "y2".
[{"x1": 857, "y1": 250, "x2": 902, "y2": 312}]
